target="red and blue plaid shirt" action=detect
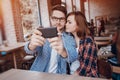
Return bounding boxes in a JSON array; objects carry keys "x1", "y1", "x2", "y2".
[{"x1": 76, "y1": 36, "x2": 98, "y2": 77}]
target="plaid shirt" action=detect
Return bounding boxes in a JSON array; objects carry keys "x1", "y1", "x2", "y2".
[{"x1": 77, "y1": 36, "x2": 98, "y2": 77}]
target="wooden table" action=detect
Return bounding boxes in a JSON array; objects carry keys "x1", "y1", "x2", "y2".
[
  {"x1": 112, "y1": 66, "x2": 120, "y2": 74},
  {"x1": 0, "y1": 42, "x2": 25, "y2": 69},
  {"x1": 0, "y1": 69, "x2": 108, "y2": 80}
]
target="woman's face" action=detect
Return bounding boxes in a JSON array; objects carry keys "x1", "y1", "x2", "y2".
[{"x1": 66, "y1": 15, "x2": 78, "y2": 33}]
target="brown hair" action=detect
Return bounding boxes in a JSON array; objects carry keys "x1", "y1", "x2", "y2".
[
  {"x1": 51, "y1": 5, "x2": 67, "y2": 17},
  {"x1": 67, "y1": 11, "x2": 90, "y2": 39}
]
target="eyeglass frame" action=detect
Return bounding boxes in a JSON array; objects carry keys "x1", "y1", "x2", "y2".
[{"x1": 51, "y1": 16, "x2": 66, "y2": 22}]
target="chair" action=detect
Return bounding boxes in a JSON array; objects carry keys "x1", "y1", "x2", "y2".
[
  {"x1": 98, "y1": 57, "x2": 120, "y2": 80},
  {"x1": 0, "y1": 59, "x2": 9, "y2": 73},
  {"x1": 21, "y1": 55, "x2": 35, "y2": 70},
  {"x1": 97, "y1": 59, "x2": 112, "y2": 79},
  {"x1": 112, "y1": 66, "x2": 120, "y2": 74},
  {"x1": 0, "y1": 60, "x2": 6, "y2": 72},
  {"x1": 94, "y1": 36, "x2": 112, "y2": 49},
  {"x1": 18, "y1": 48, "x2": 35, "y2": 70},
  {"x1": 0, "y1": 52, "x2": 10, "y2": 73},
  {"x1": 108, "y1": 57, "x2": 120, "y2": 80}
]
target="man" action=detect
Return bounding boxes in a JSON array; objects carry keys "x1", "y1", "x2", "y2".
[{"x1": 24, "y1": 5, "x2": 77, "y2": 74}]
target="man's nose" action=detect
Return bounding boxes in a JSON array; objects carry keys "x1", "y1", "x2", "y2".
[{"x1": 56, "y1": 19, "x2": 61, "y2": 23}]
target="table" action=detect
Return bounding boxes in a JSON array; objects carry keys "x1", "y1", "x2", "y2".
[
  {"x1": 112, "y1": 66, "x2": 120, "y2": 74},
  {"x1": 0, "y1": 69, "x2": 108, "y2": 80},
  {"x1": 0, "y1": 42, "x2": 25, "y2": 69}
]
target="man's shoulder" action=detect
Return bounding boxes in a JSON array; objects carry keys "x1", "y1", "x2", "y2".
[
  {"x1": 62, "y1": 32, "x2": 73, "y2": 38},
  {"x1": 62, "y1": 32, "x2": 76, "y2": 47}
]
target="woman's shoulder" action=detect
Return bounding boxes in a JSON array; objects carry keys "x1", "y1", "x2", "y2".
[
  {"x1": 80, "y1": 36, "x2": 93, "y2": 44},
  {"x1": 85, "y1": 36, "x2": 94, "y2": 43},
  {"x1": 62, "y1": 32, "x2": 74, "y2": 39},
  {"x1": 81, "y1": 36, "x2": 93, "y2": 42}
]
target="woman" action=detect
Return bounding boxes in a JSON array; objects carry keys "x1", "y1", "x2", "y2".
[{"x1": 66, "y1": 11, "x2": 98, "y2": 77}]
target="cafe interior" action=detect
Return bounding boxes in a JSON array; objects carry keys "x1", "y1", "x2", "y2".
[{"x1": 0, "y1": 0, "x2": 120, "y2": 80}]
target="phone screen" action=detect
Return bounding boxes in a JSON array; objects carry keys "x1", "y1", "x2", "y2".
[{"x1": 37, "y1": 27, "x2": 58, "y2": 38}]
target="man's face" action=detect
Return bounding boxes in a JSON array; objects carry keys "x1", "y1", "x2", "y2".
[{"x1": 50, "y1": 10, "x2": 66, "y2": 32}]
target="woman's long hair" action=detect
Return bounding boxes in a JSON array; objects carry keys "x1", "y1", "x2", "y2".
[{"x1": 67, "y1": 11, "x2": 90, "y2": 40}]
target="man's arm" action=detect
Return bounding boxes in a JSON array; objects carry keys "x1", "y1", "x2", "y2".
[
  {"x1": 24, "y1": 29, "x2": 46, "y2": 54},
  {"x1": 62, "y1": 33, "x2": 78, "y2": 63}
]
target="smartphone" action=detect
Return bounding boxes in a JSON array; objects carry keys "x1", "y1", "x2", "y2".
[{"x1": 37, "y1": 27, "x2": 58, "y2": 38}]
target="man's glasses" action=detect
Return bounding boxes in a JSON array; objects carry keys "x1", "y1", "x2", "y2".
[{"x1": 51, "y1": 16, "x2": 66, "y2": 22}]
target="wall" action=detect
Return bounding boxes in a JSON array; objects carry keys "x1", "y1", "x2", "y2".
[
  {"x1": 0, "y1": 0, "x2": 55, "y2": 43},
  {"x1": 19, "y1": 0, "x2": 40, "y2": 36},
  {"x1": 0, "y1": 2, "x2": 3, "y2": 44},
  {"x1": 62, "y1": 0, "x2": 81, "y2": 13},
  {"x1": 0, "y1": 29, "x2": 2, "y2": 44},
  {"x1": 12, "y1": 0, "x2": 24, "y2": 42},
  {"x1": 39, "y1": 0, "x2": 50, "y2": 28},
  {"x1": 1, "y1": 0, "x2": 17, "y2": 45},
  {"x1": 89, "y1": 0, "x2": 120, "y2": 21}
]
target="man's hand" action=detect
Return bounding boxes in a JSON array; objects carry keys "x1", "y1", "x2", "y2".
[
  {"x1": 29, "y1": 29, "x2": 46, "y2": 51},
  {"x1": 48, "y1": 35, "x2": 67, "y2": 58}
]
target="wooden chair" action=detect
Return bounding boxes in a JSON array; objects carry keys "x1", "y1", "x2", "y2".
[
  {"x1": 112, "y1": 66, "x2": 120, "y2": 74},
  {"x1": 19, "y1": 48, "x2": 35, "y2": 70},
  {"x1": 0, "y1": 59, "x2": 10, "y2": 73},
  {"x1": 94, "y1": 36, "x2": 112, "y2": 49},
  {"x1": 21, "y1": 55, "x2": 35, "y2": 70},
  {"x1": 0, "y1": 52, "x2": 11, "y2": 73},
  {"x1": 97, "y1": 59, "x2": 112, "y2": 79},
  {"x1": 108, "y1": 57, "x2": 120, "y2": 80},
  {"x1": 0, "y1": 60, "x2": 6, "y2": 72}
]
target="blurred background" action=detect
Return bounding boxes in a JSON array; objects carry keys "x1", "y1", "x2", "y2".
[{"x1": 0, "y1": 0, "x2": 120, "y2": 78}]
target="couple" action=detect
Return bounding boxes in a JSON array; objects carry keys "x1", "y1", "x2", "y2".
[{"x1": 24, "y1": 5, "x2": 98, "y2": 77}]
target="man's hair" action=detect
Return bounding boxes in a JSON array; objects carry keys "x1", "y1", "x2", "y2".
[{"x1": 51, "y1": 5, "x2": 67, "y2": 17}]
